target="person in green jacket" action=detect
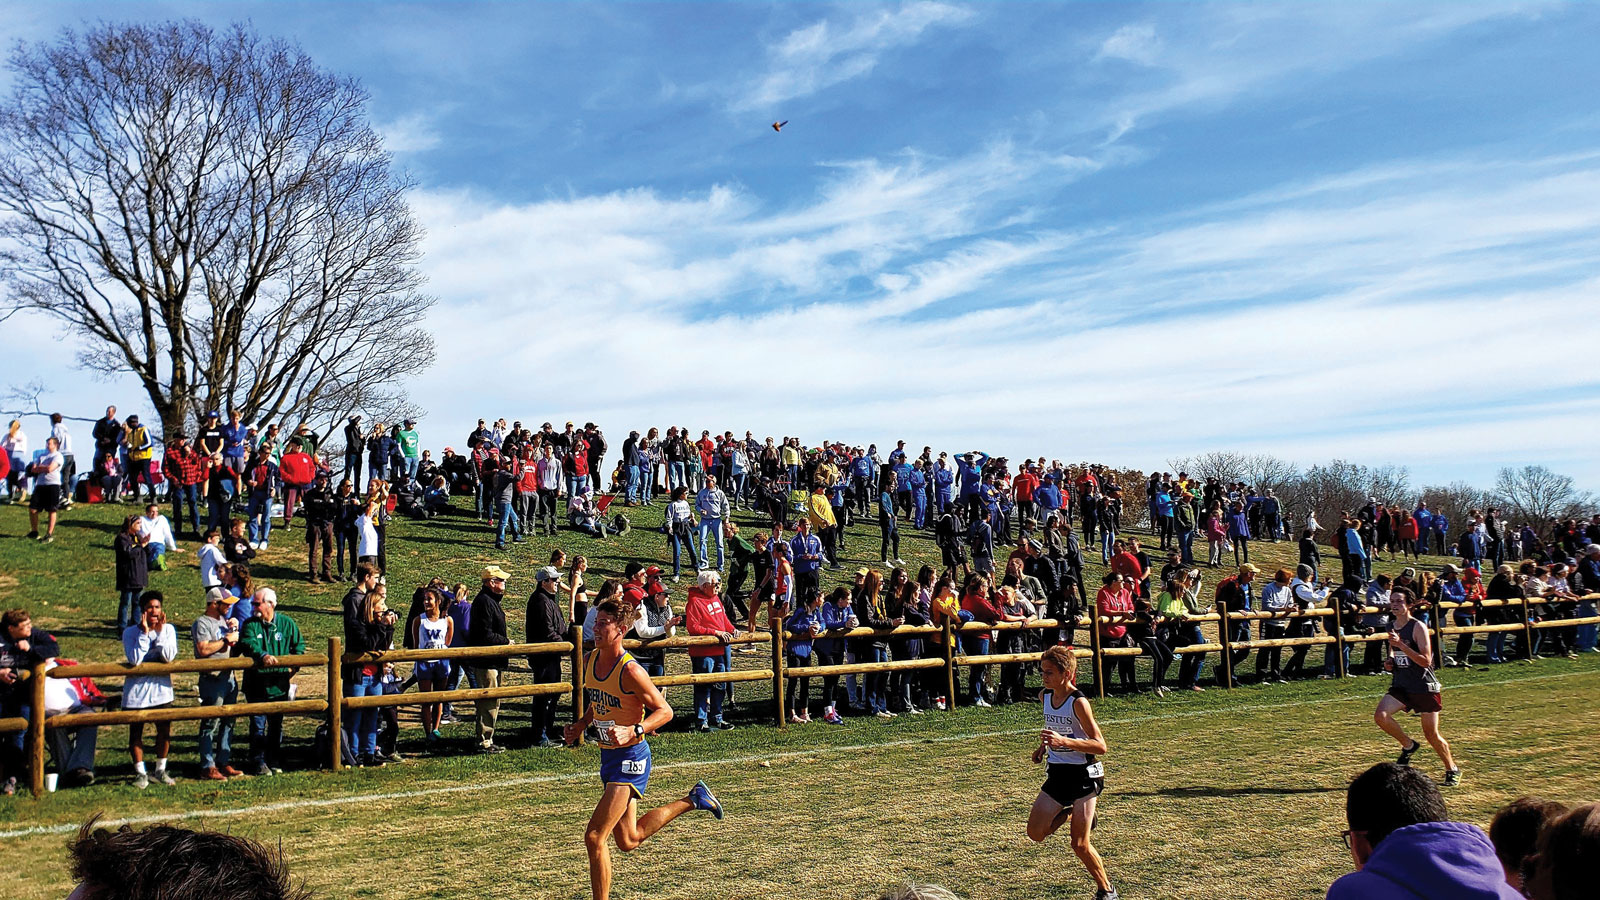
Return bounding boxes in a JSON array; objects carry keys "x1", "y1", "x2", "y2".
[
  {"x1": 239, "y1": 588, "x2": 304, "y2": 775},
  {"x1": 398, "y1": 418, "x2": 421, "y2": 483}
]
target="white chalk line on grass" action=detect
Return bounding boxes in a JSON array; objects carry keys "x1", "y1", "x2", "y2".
[{"x1": 2, "y1": 667, "x2": 1591, "y2": 840}]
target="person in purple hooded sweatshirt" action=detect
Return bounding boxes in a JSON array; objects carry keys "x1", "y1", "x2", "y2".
[{"x1": 1328, "y1": 762, "x2": 1520, "y2": 900}]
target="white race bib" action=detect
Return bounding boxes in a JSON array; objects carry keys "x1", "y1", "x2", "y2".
[
  {"x1": 1086, "y1": 761, "x2": 1105, "y2": 778},
  {"x1": 595, "y1": 719, "x2": 617, "y2": 747}
]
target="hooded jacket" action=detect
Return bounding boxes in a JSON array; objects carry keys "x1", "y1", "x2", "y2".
[{"x1": 1325, "y1": 822, "x2": 1521, "y2": 900}]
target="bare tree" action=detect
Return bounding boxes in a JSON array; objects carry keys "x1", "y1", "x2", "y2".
[
  {"x1": 1419, "y1": 481, "x2": 1489, "y2": 534},
  {"x1": 1168, "y1": 450, "x2": 1248, "y2": 484},
  {"x1": 1493, "y1": 465, "x2": 1591, "y2": 528},
  {"x1": 0, "y1": 21, "x2": 433, "y2": 441}
]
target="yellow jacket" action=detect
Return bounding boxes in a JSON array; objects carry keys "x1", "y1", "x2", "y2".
[{"x1": 807, "y1": 492, "x2": 836, "y2": 530}]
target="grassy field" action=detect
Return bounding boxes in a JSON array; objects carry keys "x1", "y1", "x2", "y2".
[{"x1": 3, "y1": 496, "x2": 1597, "y2": 898}]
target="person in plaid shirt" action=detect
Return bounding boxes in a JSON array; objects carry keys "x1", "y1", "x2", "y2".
[{"x1": 161, "y1": 434, "x2": 209, "y2": 537}]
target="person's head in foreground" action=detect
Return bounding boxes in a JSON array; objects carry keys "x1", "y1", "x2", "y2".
[
  {"x1": 1489, "y1": 797, "x2": 1569, "y2": 893},
  {"x1": 1521, "y1": 802, "x2": 1600, "y2": 900},
  {"x1": 68, "y1": 817, "x2": 309, "y2": 899},
  {"x1": 879, "y1": 883, "x2": 962, "y2": 900},
  {"x1": 1327, "y1": 762, "x2": 1519, "y2": 900}
]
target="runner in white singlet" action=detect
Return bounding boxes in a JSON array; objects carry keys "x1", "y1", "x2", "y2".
[{"x1": 1027, "y1": 644, "x2": 1119, "y2": 900}]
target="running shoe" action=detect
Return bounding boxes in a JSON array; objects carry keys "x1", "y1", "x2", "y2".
[
  {"x1": 1396, "y1": 740, "x2": 1420, "y2": 767},
  {"x1": 689, "y1": 780, "x2": 724, "y2": 820},
  {"x1": 1094, "y1": 889, "x2": 1120, "y2": 900},
  {"x1": 975, "y1": 697, "x2": 992, "y2": 708},
  {"x1": 1443, "y1": 769, "x2": 1462, "y2": 787}
]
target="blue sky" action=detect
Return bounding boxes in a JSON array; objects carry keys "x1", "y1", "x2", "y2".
[{"x1": 4, "y1": 2, "x2": 1600, "y2": 491}]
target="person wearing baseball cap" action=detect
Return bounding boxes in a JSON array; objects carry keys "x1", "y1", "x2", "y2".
[
  {"x1": 1219, "y1": 564, "x2": 1260, "y2": 676},
  {"x1": 398, "y1": 418, "x2": 421, "y2": 483},
  {"x1": 526, "y1": 566, "x2": 568, "y2": 747},
  {"x1": 467, "y1": 566, "x2": 512, "y2": 753}
]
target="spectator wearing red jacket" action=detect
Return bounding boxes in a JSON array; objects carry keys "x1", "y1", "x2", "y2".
[
  {"x1": 1097, "y1": 572, "x2": 1138, "y2": 693},
  {"x1": 960, "y1": 574, "x2": 1019, "y2": 707},
  {"x1": 277, "y1": 440, "x2": 316, "y2": 531},
  {"x1": 1013, "y1": 465, "x2": 1041, "y2": 526},
  {"x1": 1109, "y1": 540, "x2": 1144, "y2": 587},
  {"x1": 684, "y1": 570, "x2": 736, "y2": 731}
]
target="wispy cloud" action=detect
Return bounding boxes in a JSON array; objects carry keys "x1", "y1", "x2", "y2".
[
  {"x1": 375, "y1": 112, "x2": 442, "y2": 154},
  {"x1": 1095, "y1": 23, "x2": 1161, "y2": 66},
  {"x1": 731, "y1": 1, "x2": 975, "y2": 112}
]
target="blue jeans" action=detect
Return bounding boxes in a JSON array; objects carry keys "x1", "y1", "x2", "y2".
[
  {"x1": 699, "y1": 518, "x2": 725, "y2": 570},
  {"x1": 1178, "y1": 528, "x2": 1195, "y2": 565},
  {"x1": 1324, "y1": 636, "x2": 1351, "y2": 675},
  {"x1": 627, "y1": 465, "x2": 642, "y2": 504},
  {"x1": 1577, "y1": 600, "x2": 1598, "y2": 651},
  {"x1": 368, "y1": 460, "x2": 389, "y2": 490},
  {"x1": 172, "y1": 483, "x2": 201, "y2": 535},
  {"x1": 249, "y1": 712, "x2": 284, "y2": 767},
  {"x1": 1486, "y1": 631, "x2": 1507, "y2": 662},
  {"x1": 344, "y1": 673, "x2": 382, "y2": 757},
  {"x1": 668, "y1": 461, "x2": 685, "y2": 491},
  {"x1": 964, "y1": 635, "x2": 990, "y2": 701},
  {"x1": 786, "y1": 464, "x2": 800, "y2": 488},
  {"x1": 728, "y1": 472, "x2": 746, "y2": 506},
  {"x1": 197, "y1": 674, "x2": 237, "y2": 769},
  {"x1": 693, "y1": 653, "x2": 728, "y2": 725},
  {"x1": 247, "y1": 491, "x2": 274, "y2": 545},
  {"x1": 1100, "y1": 529, "x2": 1116, "y2": 562},
  {"x1": 403, "y1": 457, "x2": 420, "y2": 481},
  {"x1": 864, "y1": 646, "x2": 889, "y2": 712},
  {"x1": 495, "y1": 500, "x2": 521, "y2": 545},
  {"x1": 567, "y1": 474, "x2": 586, "y2": 510},
  {"x1": 669, "y1": 530, "x2": 699, "y2": 576},
  {"x1": 117, "y1": 589, "x2": 142, "y2": 631}
]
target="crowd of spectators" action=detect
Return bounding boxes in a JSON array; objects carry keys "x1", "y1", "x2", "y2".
[{"x1": 2, "y1": 409, "x2": 1598, "y2": 798}]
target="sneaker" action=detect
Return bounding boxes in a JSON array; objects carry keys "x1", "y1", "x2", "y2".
[
  {"x1": 478, "y1": 743, "x2": 505, "y2": 755},
  {"x1": 260, "y1": 542, "x2": 268, "y2": 551},
  {"x1": 714, "y1": 720, "x2": 735, "y2": 731},
  {"x1": 974, "y1": 698, "x2": 992, "y2": 708},
  {"x1": 252, "y1": 761, "x2": 274, "y2": 777},
  {"x1": 934, "y1": 696, "x2": 947, "y2": 710},
  {"x1": 1443, "y1": 769, "x2": 1462, "y2": 787},
  {"x1": 823, "y1": 707, "x2": 844, "y2": 725},
  {"x1": 894, "y1": 558, "x2": 903, "y2": 566},
  {"x1": 1396, "y1": 739, "x2": 1420, "y2": 767},
  {"x1": 907, "y1": 706, "x2": 923, "y2": 715},
  {"x1": 439, "y1": 714, "x2": 460, "y2": 726},
  {"x1": 790, "y1": 714, "x2": 806, "y2": 724},
  {"x1": 1095, "y1": 889, "x2": 1121, "y2": 900},
  {"x1": 43, "y1": 535, "x2": 53, "y2": 544},
  {"x1": 153, "y1": 766, "x2": 176, "y2": 786},
  {"x1": 696, "y1": 721, "x2": 711, "y2": 733},
  {"x1": 875, "y1": 710, "x2": 893, "y2": 719},
  {"x1": 688, "y1": 780, "x2": 724, "y2": 820},
  {"x1": 133, "y1": 770, "x2": 150, "y2": 789}
]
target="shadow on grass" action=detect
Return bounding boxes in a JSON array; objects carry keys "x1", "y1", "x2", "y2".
[{"x1": 1123, "y1": 784, "x2": 1341, "y2": 799}]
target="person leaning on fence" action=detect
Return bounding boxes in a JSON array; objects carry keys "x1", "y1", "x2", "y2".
[
  {"x1": 346, "y1": 582, "x2": 397, "y2": 767},
  {"x1": 1284, "y1": 564, "x2": 1329, "y2": 680},
  {"x1": 1217, "y1": 564, "x2": 1259, "y2": 677},
  {"x1": 467, "y1": 566, "x2": 512, "y2": 753},
  {"x1": 192, "y1": 588, "x2": 244, "y2": 782},
  {"x1": 123, "y1": 591, "x2": 178, "y2": 789},
  {"x1": 1327, "y1": 762, "x2": 1517, "y2": 900},
  {"x1": 629, "y1": 578, "x2": 680, "y2": 679},
  {"x1": 238, "y1": 588, "x2": 303, "y2": 776},
  {"x1": 1256, "y1": 568, "x2": 1295, "y2": 684},
  {"x1": 684, "y1": 569, "x2": 736, "y2": 732},
  {"x1": 3, "y1": 608, "x2": 72, "y2": 792},
  {"x1": 526, "y1": 566, "x2": 569, "y2": 748}
]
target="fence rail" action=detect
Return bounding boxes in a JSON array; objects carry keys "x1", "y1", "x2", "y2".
[{"x1": 9, "y1": 591, "x2": 1596, "y2": 797}]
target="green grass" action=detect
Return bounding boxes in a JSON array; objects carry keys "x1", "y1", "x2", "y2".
[{"x1": 3, "y1": 497, "x2": 1595, "y2": 899}]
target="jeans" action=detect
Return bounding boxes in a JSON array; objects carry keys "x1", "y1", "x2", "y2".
[
  {"x1": 404, "y1": 457, "x2": 420, "y2": 481},
  {"x1": 1324, "y1": 635, "x2": 1351, "y2": 676},
  {"x1": 699, "y1": 518, "x2": 725, "y2": 569},
  {"x1": 668, "y1": 461, "x2": 685, "y2": 491},
  {"x1": 1453, "y1": 610, "x2": 1476, "y2": 662},
  {"x1": 196, "y1": 673, "x2": 237, "y2": 769},
  {"x1": 1228, "y1": 620, "x2": 1252, "y2": 673},
  {"x1": 1485, "y1": 631, "x2": 1507, "y2": 662},
  {"x1": 247, "y1": 492, "x2": 274, "y2": 545},
  {"x1": 1100, "y1": 528, "x2": 1115, "y2": 563},
  {"x1": 335, "y1": 529, "x2": 357, "y2": 576},
  {"x1": 729, "y1": 472, "x2": 746, "y2": 506},
  {"x1": 369, "y1": 460, "x2": 389, "y2": 489},
  {"x1": 118, "y1": 589, "x2": 142, "y2": 631},
  {"x1": 693, "y1": 653, "x2": 728, "y2": 724},
  {"x1": 43, "y1": 704, "x2": 100, "y2": 774},
  {"x1": 495, "y1": 499, "x2": 521, "y2": 545},
  {"x1": 627, "y1": 465, "x2": 642, "y2": 504},
  {"x1": 864, "y1": 646, "x2": 889, "y2": 713},
  {"x1": 567, "y1": 474, "x2": 587, "y2": 511},
  {"x1": 881, "y1": 514, "x2": 900, "y2": 560},
  {"x1": 249, "y1": 713, "x2": 284, "y2": 768},
  {"x1": 668, "y1": 530, "x2": 700, "y2": 577},
  {"x1": 1577, "y1": 600, "x2": 1598, "y2": 652},
  {"x1": 964, "y1": 635, "x2": 990, "y2": 702},
  {"x1": 173, "y1": 483, "x2": 202, "y2": 535},
  {"x1": 1178, "y1": 528, "x2": 1195, "y2": 565},
  {"x1": 1177, "y1": 623, "x2": 1206, "y2": 687},
  {"x1": 344, "y1": 673, "x2": 382, "y2": 757},
  {"x1": 344, "y1": 452, "x2": 362, "y2": 485}
]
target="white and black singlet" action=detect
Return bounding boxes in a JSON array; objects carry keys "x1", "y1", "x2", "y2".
[{"x1": 1041, "y1": 688, "x2": 1105, "y2": 806}]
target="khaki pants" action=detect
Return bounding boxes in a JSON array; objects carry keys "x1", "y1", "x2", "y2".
[{"x1": 472, "y1": 666, "x2": 501, "y2": 747}]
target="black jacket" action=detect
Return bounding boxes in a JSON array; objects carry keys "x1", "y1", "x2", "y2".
[
  {"x1": 303, "y1": 485, "x2": 339, "y2": 527},
  {"x1": 468, "y1": 587, "x2": 510, "y2": 670},
  {"x1": 525, "y1": 586, "x2": 568, "y2": 647},
  {"x1": 114, "y1": 532, "x2": 149, "y2": 592}
]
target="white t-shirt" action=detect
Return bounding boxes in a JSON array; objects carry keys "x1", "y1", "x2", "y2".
[
  {"x1": 356, "y1": 513, "x2": 379, "y2": 557},
  {"x1": 138, "y1": 514, "x2": 177, "y2": 551},
  {"x1": 198, "y1": 543, "x2": 227, "y2": 588},
  {"x1": 50, "y1": 423, "x2": 72, "y2": 453},
  {"x1": 1, "y1": 430, "x2": 26, "y2": 458},
  {"x1": 34, "y1": 451, "x2": 64, "y2": 486}
]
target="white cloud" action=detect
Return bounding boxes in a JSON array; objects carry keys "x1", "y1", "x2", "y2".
[
  {"x1": 732, "y1": 1, "x2": 975, "y2": 112},
  {"x1": 1095, "y1": 23, "x2": 1161, "y2": 66},
  {"x1": 376, "y1": 112, "x2": 442, "y2": 154}
]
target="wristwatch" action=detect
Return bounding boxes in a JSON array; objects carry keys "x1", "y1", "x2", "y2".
[{"x1": 632, "y1": 724, "x2": 644, "y2": 738}]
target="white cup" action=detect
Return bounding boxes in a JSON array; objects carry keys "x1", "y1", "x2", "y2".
[{"x1": 44, "y1": 772, "x2": 58, "y2": 792}]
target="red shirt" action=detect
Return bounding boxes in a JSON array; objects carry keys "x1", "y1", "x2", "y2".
[
  {"x1": 696, "y1": 438, "x2": 715, "y2": 470},
  {"x1": 1097, "y1": 586, "x2": 1133, "y2": 639},
  {"x1": 960, "y1": 589, "x2": 1003, "y2": 641},
  {"x1": 684, "y1": 586, "x2": 734, "y2": 657},
  {"x1": 1110, "y1": 551, "x2": 1144, "y2": 583},
  {"x1": 1013, "y1": 471, "x2": 1039, "y2": 502},
  {"x1": 517, "y1": 460, "x2": 538, "y2": 493},
  {"x1": 279, "y1": 451, "x2": 315, "y2": 486},
  {"x1": 568, "y1": 438, "x2": 590, "y2": 476}
]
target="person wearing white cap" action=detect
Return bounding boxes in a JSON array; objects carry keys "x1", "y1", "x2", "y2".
[{"x1": 526, "y1": 566, "x2": 568, "y2": 747}]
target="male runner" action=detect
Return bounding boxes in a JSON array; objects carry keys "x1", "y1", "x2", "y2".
[
  {"x1": 1374, "y1": 587, "x2": 1461, "y2": 786},
  {"x1": 1027, "y1": 644, "x2": 1119, "y2": 900},
  {"x1": 565, "y1": 598, "x2": 723, "y2": 900}
]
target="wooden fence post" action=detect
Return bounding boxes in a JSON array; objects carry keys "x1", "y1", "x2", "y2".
[
  {"x1": 327, "y1": 637, "x2": 344, "y2": 772},
  {"x1": 1216, "y1": 600, "x2": 1235, "y2": 689},
  {"x1": 1088, "y1": 597, "x2": 1105, "y2": 700},
  {"x1": 772, "y1": 624, "x2": 787, "y2": 728},
  {"x1": 943, "y1": 618, "x2": 957, "y2": 709},
  {"x1": 1332, "y1": 596, "x2": 1348, "y2": 679},
  {"x1": 569, "y1": 624, "x2": 586, "y2": 743},
  {"x1": 29, "y1": 662, "x2": 47, "y2": 798},
  {"x1": 1430, "y1": 602, "x2": 1447, "y2": 668}
]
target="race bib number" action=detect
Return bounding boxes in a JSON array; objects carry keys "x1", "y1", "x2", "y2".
[
  {"x1": 1086, "y1": 761, "x2": 1105, "y2": 778},
  {"x1": 620, "y1": 758, "x2": 647, "y2": 775},
  {"x1": 595, "y1": 720, "x2": 617, "y2": 747},
  {"x1": 1390, "y1": 650, "x2": 1410, "y2": 668}
]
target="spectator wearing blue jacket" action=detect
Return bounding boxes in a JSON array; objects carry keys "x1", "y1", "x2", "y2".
[
  {"x1": 1413, "y1": 505, "x2": 1434, "y2": 556},
  {"x1": 784, "y1": 595, "x2": 824, "y2": 722},
  {"x1": 850, "y1": 454, "x2": 875, "y2": 515},
  {"x1": 957, "y1": 451, "x2": 988, "y2": 521},
  {"x1": 907, "y1": 463, "x2": 928, "y2": 529},
  {"x1": 1430, "y1": 513, "x2": 1449, "y2": 556},
  {"x1": 814, "y1": 587, "x2": 858, "y2": 715},
  {"x1": 1345, "y1": 520, "x2": 1369, "y2": 580},
  {"x1": 789, "y1": 519, "x2": 824, "y2": 606},
  {"x1": 933, "y1": 458, "x2": 955, "y2": 515},
  {"x1": 1227, "y1": 501, "x2": 1252, "y2": 566}
]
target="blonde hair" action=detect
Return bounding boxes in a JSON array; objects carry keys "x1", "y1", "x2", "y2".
[{"x1": 1040, "y1": 644, "x2": 1078, "y2": 682}]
